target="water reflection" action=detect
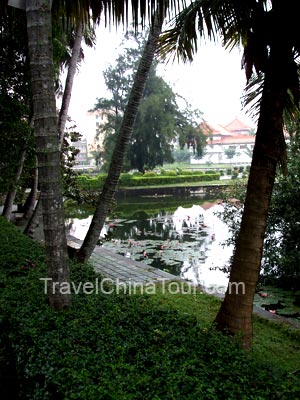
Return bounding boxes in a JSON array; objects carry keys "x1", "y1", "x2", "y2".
[{"x1": 66, "y1": 204, "x2": 233, "y2": 291}]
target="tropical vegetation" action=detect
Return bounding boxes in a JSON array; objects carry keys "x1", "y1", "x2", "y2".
[
  {"x1": 1, "y1": 216, "x2": 299, "y2": 399},
  {"x1": 1, "y1": 0, "x2": 300, "y2": 353}
]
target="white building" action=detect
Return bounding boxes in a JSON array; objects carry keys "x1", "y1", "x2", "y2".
[
  {"x1": 68, "y1": 109, "x2": 109, "y2": 167},
  {"x1": 192, "y1": 118, "x2": 255, "y2": 165}
]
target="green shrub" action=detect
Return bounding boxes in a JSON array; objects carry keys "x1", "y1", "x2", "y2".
[
  {"x1": 0, "y1": 218, "x2": 299, "y2": 399},
  {"x1": 232, "y1": 171, "x2": 239, "y2": 180},
  {"x1": 180, "y1": 169, "x2": 193, "y2": 175},
  {"x1": 132, "y1": 171, "x2": 143, "y2": 177},
  {"x1": 160, "y1": 170, "x2": 178, "y2": 176},
  {"x1": 143, "y1": 171, "x2": 157, "y2": 177},
  {"x1": 119, "y1": 173, "x2": 132, "y2": 185}
]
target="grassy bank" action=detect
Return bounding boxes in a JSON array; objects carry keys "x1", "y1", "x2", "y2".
[{"x1": 1, "y1": 217, "x2": 299, "y2": 399}]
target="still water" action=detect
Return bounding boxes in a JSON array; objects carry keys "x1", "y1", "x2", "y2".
[{"x1": 66, "y1": 198, "x2": 233, "y2": 291}]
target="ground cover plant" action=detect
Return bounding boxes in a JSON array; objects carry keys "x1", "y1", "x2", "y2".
[{"x1": 0, "y1": 216, "x2": 300, "y2": 399}]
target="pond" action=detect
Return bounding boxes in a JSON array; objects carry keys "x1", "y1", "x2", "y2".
[{"x1": 65, "y1": 197, "x2": 233, "y2": 293}]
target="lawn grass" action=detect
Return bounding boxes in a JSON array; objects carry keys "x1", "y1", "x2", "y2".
[{"x1": 147, "y1": 282, "x2": 300, "y2": 374}]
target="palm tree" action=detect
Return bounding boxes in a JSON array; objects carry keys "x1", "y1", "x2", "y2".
[
  {"x1": 2, "y1": 148, "x2": 27, "y2": 220},
  {"x1": 159, "y1": 0, "x2": 300, "y2": 348},
  {"x1": 58, "y1": 21, "x2": 84, "y2": 149},
  {"x1": 26, "y1": 0, "x2": 71, "y2": 310},
  {"x1": 76, "y1": 9, "x2": 165, "y2": 262},
  {"x1": 22, "y1": 0, "x2": 176, "y2": 307}
]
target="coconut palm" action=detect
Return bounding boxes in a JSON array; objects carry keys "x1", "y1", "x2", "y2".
[
  {"x1": 76, "y1": 9, "x2": 165, "y2": 262},
  {"x1": 25, "y1": 0, "x2": 71, "y2": 309},
  {"x1": 58, "y1": 21, "x2": 84, "y2": 149},
  {"x1": 160, "y1": 0, "x2": 300, "y2": 348},
  {"x1": 22, "y1": 0, "x2": 177, "y2": 308}
]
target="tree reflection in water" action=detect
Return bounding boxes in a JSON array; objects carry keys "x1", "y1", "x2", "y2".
[{"x1": 66, "y1": 204, "x2": 233, "y2": 290}]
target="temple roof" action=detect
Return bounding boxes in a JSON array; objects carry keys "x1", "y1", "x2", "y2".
[{"x1": 222, "y1": 118, "x2": 253, "y2": 134}]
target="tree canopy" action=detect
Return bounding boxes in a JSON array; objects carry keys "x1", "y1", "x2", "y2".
[{"x1": 94, "y1": 33, "x2": 205, "y2": 172}]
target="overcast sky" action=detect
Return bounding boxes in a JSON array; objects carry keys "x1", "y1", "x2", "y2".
[{"x1": 65, "y1": 23, "x2": 256, "y2": 130}]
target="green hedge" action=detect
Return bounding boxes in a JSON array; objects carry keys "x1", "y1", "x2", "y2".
[
  {"x1": 77, "y1": 171, "x2": 220, "y2": 191},
  {"x1": 125, "y1": 174, "x2": 220, "y2": 186},
  {"x1": 76, "y1": 174, "x2": 106, "y2": 190}
]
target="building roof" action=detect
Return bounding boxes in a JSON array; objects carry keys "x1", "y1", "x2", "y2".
[
  {"x1": 200, "y1": 118, "x2": 255, "y2": 148},
  {"x1": 222, "y1": 118, "x2": 253, "y2": 134},
  {"x1": 211, "y1": 135, "x2": 255, "y2": 145},
  {"x1": 200, "y1": 121, "x2": 232, "y2": 136}
]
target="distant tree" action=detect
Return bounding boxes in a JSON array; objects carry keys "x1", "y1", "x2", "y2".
[
  {"x1": 224, "y1": 147, "x2": 236, "y2": 160},
  {"x1": 243, "y1": 145, "x2": 253, "y2": 159},
  {"x1": 172, "y1": 147, "x2": 190, "y2": 163},
  {"x1": 94, "y1": 33, "x2": 204, "y2": 172},
  {"x1": 177, "y1": 106, "x2": 206, "y2": 159},
  {"x1": 127, "y1": 69, "x2": 178, "y2": 172}
]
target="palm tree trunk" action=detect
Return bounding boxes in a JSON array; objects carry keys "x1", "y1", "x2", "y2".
[
  {"x1": 76, "y1": 11, "x2": 164, "y2": 262},
  {"x1": 2, "y1": 148, "x2": 26, "y2": 220},
  {"x1": 214, "y1": 47, "x2": 288, "y2": 349},
  {"x1": 23, "y1": 156, "x2": 39, "y2": 219},
  {"x1": 58, "y1": 21, "x2": 84, "y2": 149},
  {"x1": 26, "y1": 0, "x2": 71, "y2": 310},
  {"x1": 23, "y1": 196, "x2": 42, "y2": 238}
]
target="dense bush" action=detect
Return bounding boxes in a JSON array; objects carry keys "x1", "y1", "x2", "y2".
[{"x1": 0, "y1": 217, "x2": 299, "y2": 399}]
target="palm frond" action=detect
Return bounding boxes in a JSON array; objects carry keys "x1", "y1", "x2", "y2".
[
  {"x1": 52, "y1": 1, "x2": 183, "y2": 30},
  {"x1": 158, "y1": 0, "x2": 260, "y2": 63},
  {"x1": 241, "y1": 72, "x2": 264, "y2": 123}
]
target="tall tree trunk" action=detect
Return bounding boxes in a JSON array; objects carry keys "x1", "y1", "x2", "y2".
[
  {"x1": 2, "y1": 148, "x2": 26, "y2": 220},
  {"x1": 23, "y1": 156, "x2": 39, "y2": 219},
  {"x1": 23, "y1": 196, "x2": 42, "y2": 238},
  {"x1": 76, "y1": 12, "x2": 164, "y2": 262},
  {"x1": 26, "y1": 0, "x2": 71, "y2": 310},
  {"x1": 58, "y1": 21, "x2": 84, "y2": 149},
  {"x1": 214, "y1": 46, "x2": 289, "y2": 349}
]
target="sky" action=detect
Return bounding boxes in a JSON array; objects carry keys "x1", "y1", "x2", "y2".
[{"x1": 65, "y1": 23, "x2": 256, "y2": 132}]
